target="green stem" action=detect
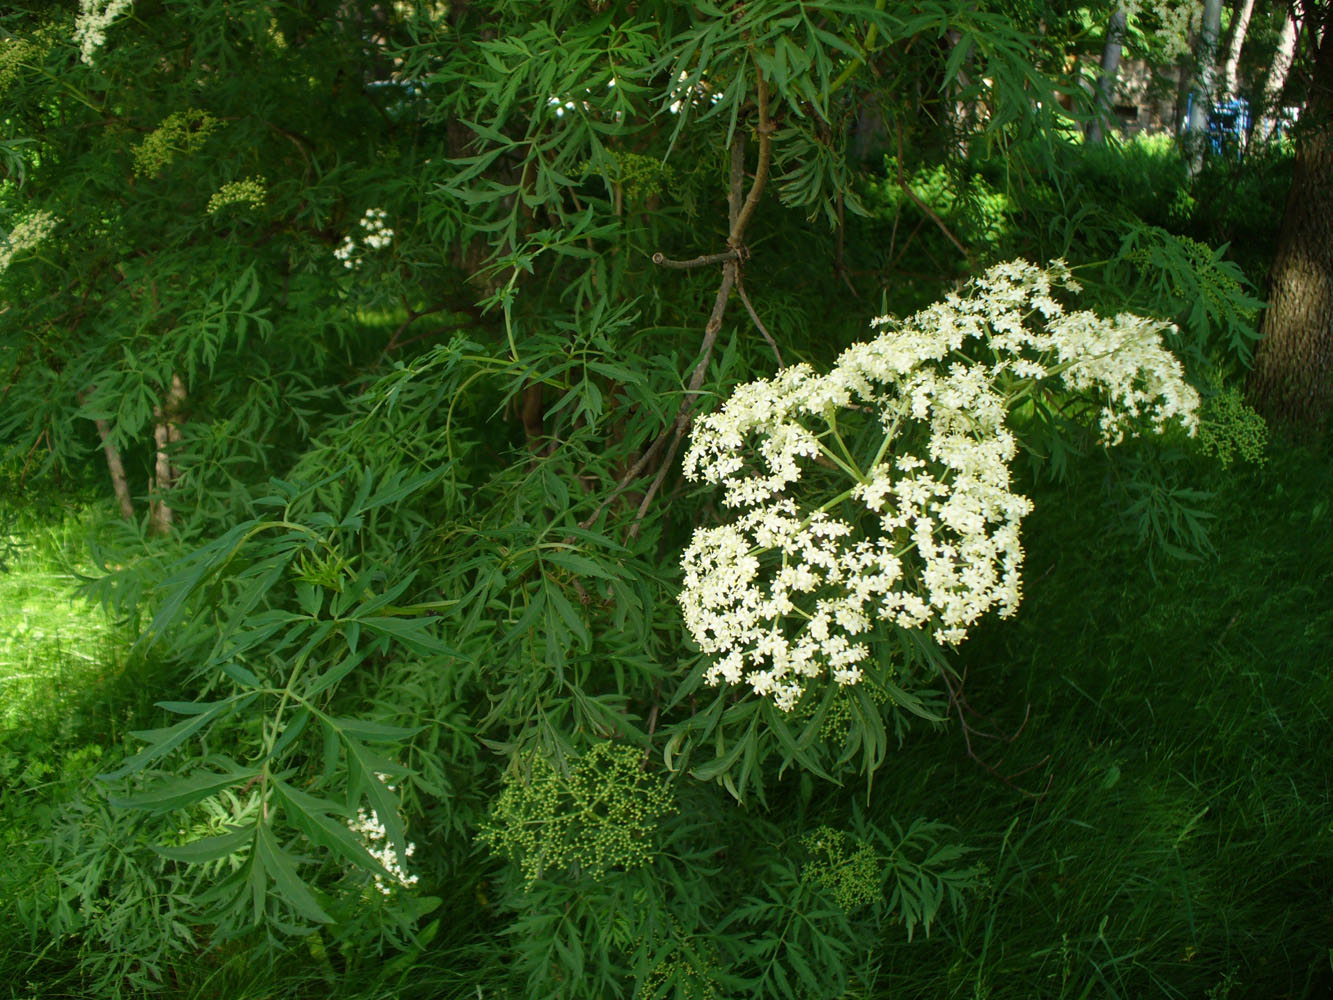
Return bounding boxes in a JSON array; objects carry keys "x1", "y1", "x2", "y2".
[
  {"x1": 827, "y1": 0, "x2": 887, "y2": 96},
  {"x1": 33, "y1": 68, "x2": 104, "y2": 113}
]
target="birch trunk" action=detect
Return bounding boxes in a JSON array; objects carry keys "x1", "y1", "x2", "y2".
[
  {"x1": 94, "y1": 418, "x2": 135, "y2": 520},
  {"x1": 1221, "y1": 0, "x2": 1256, "y2": 97},
  {"x1": 1087, "y1": 7, "x2": 1128, "y2": 145},
  {"x1": 147, "y1": 373, "x2": 186, "y2": 534},
  {"x1": 1187, "y1": 0, "x2": 1225, "y2": 172},
  {"x1": 1255, "y1": 9, "x2": 1302, "y2": 139}
]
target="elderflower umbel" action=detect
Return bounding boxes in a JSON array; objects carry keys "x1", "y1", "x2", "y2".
[
  {"x1": 334, "y1": 208, "x2": 394, "y2": 269},
  {"x1": 680, "y1": 259, "x2": 1199, "y2": 711},
  {"x1": 0, "y1": 210, "x2": 59, "y2": 274},
  {"x1": 1120, "y1": 0, "x2": 1201, "y2": 60},
  {"x1": 74, "y1": 0, "x2": 133, "y2": 65},
  {"x1": 345, "y1": 775, "x2": 419, "y2": 895}
]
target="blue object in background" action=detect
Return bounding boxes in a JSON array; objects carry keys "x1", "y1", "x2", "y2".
[{"x1": 1186, "y1": 95, "x2": 1252, "y2": 155}]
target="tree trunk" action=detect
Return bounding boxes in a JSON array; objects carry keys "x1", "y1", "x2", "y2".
[
  {"x1": 1188, "y1": 0, "x2": 1225, "y2": 172},
  {"x1": 1087, "y1": 8, "x2": 1128, "y2": 145},
  {"x1": 1247, "y1": 22, "x2": 1333, "y2": 434},
  {"x1": 1255, "y1": 8, "x2": 1302, "y2": 139},
  {"x1": 945, "y1": 27, "x2": 977, "y2": 157},
  {"x1": 147, "y1": 373, "x2": 186, "y2": 534},
  {"x1": 1221, "y1": 0, "x2": 1256, "y2": 97},
  {"x1": 94, "y1": 417, "x2": 135, "y2": 520}
]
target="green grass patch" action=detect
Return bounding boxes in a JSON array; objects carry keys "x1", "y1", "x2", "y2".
[
  {"x1": 0, "y1": 511, "x2": 129, "y2": 732},
  {"x1": 853, "y1": 440, "x2": 1333, "y2": 999}
]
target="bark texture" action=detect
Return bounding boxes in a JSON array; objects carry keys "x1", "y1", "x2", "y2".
[
  {"x1": 1222, "y1": 0, "x2": 1256, "y2": 97},
  {"x1": 1256, "y1": 9, "x2": 1302, "y2": 138},
  {"x1": 94, "y1": 417, "x2": 135, "y2": 520},
  {"x1": 1087, "y1": 8, "x2": 1128, "y2": 145},
  {"x1": 1247, "y1": 20, "x2": 1333, "y2": 434},
  {"x1": 148, "y1": 373, "x2": 186, "y2": 534}
]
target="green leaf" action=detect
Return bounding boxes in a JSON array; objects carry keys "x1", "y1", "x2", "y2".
[
  {"x1": 544, "y1": 549, "x2": 620, "y2": 581},
  {"x1": 545, "y1": 579, "x2": 590, "y2": 647},
  {"x1": 304, "y1": 645, "x2": 373, "y2": 700},
  {"x1": 154, "y1": 823, "x2": 256, "y2": 863},
  {"x1": 326, "y1": 715, "x2": 421, "y2": 743},
  {"x1": 273, "y1": 780, "x2": 390, "y2": 878},
  {"x1": 360, "y1": 614, "x2": 452, "y2": 655},
  {"x1": 272, "y1": 707, "x2": 313, "y2": 758},
  {"x1": 255, "y1": 824, "x2": 333, "y2": 924},
  {"x1": 100, "y1": 697, "x2": 249, "y2": 781},
  {"x1": 112, "y1": 764, "x2": 256, "y2": 812}
]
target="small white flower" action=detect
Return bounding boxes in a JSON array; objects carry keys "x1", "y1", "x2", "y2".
[
  {"x1": 0, "y1": 210, "x2": 59, "y2": 274},
  {"x1": 74, "y1": 0, "x2": 132, "y2": 65},
  {"x1": 347, "y1": 804, "x2": 420, "y2": 894}
]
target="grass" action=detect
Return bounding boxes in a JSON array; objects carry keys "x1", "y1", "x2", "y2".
[
  {"x1": 854, "y1": 440, "x2": 1333, "y2": 999},
  {"x1": 1, "y1": 434, "x2": 1330, "y2": 999},
  {"x1": 0, "y1": 511, "x2": 128, "y2": 731}
]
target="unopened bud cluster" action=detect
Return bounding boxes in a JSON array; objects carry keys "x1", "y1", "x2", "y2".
[
  {"x1": 207, "y1": 176, "x2": 267, "y2": 215},
  {"x1": 480, "y1": 742, "x2": 675, "y2": 888},
  {"x1": 680, "y1": 259, "x2": 1199, "y2": 710}
]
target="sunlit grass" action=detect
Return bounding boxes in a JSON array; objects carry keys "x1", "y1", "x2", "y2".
[{"x1": 0, "y1": 513, "x2": 127, "y2": 731}]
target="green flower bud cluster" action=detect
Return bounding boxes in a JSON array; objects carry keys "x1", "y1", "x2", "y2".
[
  {"x1": 132, "y1": 109, "x2": 220, "y2": 178},
  {"x1": 637, "y1": 921, "x2": 722, "y2": 1000},
  {"x1": 615, "y1": 152, "x2": 678, "y2": 203},
  {"x1": 207, "y1": 176, "x2": 268, "y2": 216},
  {"x1": 1127, "y1": 235, "x2": 1255, "y2": 327},
  {"x1": 0, "y1": 23, "x2": 59, "y2": 97},
  {"x1": 817, "y1": 679, "x2": 891, "y2": 741},
  {"x1": 480, "y1": 742, "x2": 675, "y2": 888},
  {"x1": 802, "y1": 826, "x2": 882, "y2": 912},
  {"x1": 0, "y1": 38, "x2": 38, "y2": 96},
  {"x1": 1197, "y1": 383, "x2": 1268, "y2": 469},
  {"x1": 580, "y1": 152, "x2": 679, "y2": 204}
]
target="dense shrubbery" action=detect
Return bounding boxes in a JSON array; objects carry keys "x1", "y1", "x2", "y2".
[{"x1": 1, "y1": 1, "x2": 1321, "y2": 998}]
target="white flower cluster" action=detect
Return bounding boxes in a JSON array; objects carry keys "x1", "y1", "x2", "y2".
[
  {"x1": 680, "y1": 259, "x2": 1199, "y2": 710},
  {"x1": 347, "y1": 796, "x2": 419, "y2": 896},
  {"x1": 0, "y1": 210, "x2": 59, "y2": 275},
  {"x1": 333, "y1": 208, "x2": 394, "y2": 269},
  {"x1": 668, "y1": 70, "x2": 723, "y2": 115},
  {"x1": 1122, "y1": 0, "x2": 1201, "y2": 60},
  {"x1": 74, "y1": 0, "x2": 133, "y2": 65}
]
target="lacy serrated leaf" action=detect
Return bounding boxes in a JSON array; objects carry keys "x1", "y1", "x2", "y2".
[
  {"x1": 154, "y1": 823, "x2": 256, "y2": 864},
  {"x1": 111, "y1": 764, "x2": 257, "y2": 813},
  {"x1": 254, "y1": 824, "x2": 332, "y2": 924},
  {"x1": 273, "y1": 779, "x2": 390, "y2": 879}
]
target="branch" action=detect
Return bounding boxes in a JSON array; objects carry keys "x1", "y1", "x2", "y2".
[
  {"x1": 625, "y1": 65, "x2": 775, "y2": 539},
  {"x1": 736, "y1": 273, "x2": 783, "y2": 367},
  {"x1": 652, "y1": 249, "x2": 741, "y2": 270},
  {"x1": 894, "y1": 120, "x2": 970, "y2": 260},
  {"x1": 730, "y1": 68, "x2": 773, "y2": 247}
]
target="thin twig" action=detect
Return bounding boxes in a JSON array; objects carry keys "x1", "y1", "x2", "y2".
[
  {"x1": 935, "y1": 661, "x2": 1051, "y2": 799},
  {"x1": 577, "y1": 429, "x2": 670, "y2": 530},
  {"x1": 894, "y1": 120, "x2": 970, "y2": 259},
  {"x1": 736, "y1": 274, "x2": 783, "y2": 367},
  {"x1": 652, "y1": 249, "x2": 741, "y2": 270},
  {"x1": 627, "y1": 68, "x2": 775, "y2": 540}
]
